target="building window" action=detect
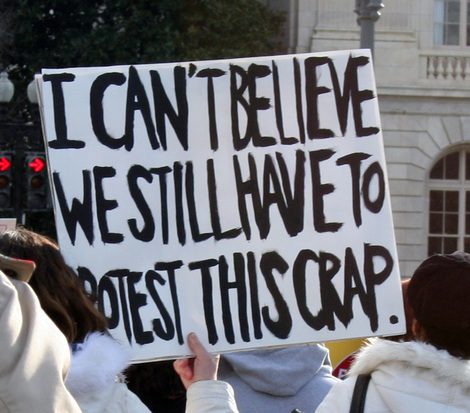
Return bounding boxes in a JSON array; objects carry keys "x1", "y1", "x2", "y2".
[
  {"x1": 434, "y1": 0, "x2": 470, "y2": 46},
  {"x1": 428, "y1": 149, "x2": 470, "y2": 255}
]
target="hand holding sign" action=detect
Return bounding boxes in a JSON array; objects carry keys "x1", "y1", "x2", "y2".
[{"x1": 173, "y1": 332, "x2": 220, "y2": 389}]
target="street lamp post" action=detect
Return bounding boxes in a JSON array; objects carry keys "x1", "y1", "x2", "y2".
[
  {"x1": 0, "y1": 72, "x2": 15, "y2": 120},
  {"x1": 354, "y1": 0, "x2": 384, "y2": 57}
]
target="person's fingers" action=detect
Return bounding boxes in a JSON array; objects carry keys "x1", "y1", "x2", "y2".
[
  {"x1": 174, "y1": 333, "x2": 220, "y2": 389},
  {"x1": 188, "y1": 332, "x2": 220, "y2": 365},
  {"x1": 187, "y1": 332, "x2": 210, "y2": 358},
  {"x1": 173, "y1": 357, "x2": 194, "y2": 389},
  {"x1": 188, "y1": 332, "x2": 220, "y2": 381},
  {"x1": 174, "y1": 358, "x2": 191, "y2": 378}
]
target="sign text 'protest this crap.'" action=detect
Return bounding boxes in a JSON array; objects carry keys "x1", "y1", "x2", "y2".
[{"x1": 77, "y1": 244, "x2": 395, "y2": 347}]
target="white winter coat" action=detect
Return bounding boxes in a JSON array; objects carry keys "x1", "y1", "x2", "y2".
[
  {"x1": 186, "y1": 381, "x2": 239, "y2": 413},
  {"x1": 316, "y1": 338, "x2": 470, "y2": 413},
  {"x1": 66, "y1": 332, "x2": 151, "y2": 413},
  {"x1": 0, "y1": 271, "x2": 82, "y2": 412}
]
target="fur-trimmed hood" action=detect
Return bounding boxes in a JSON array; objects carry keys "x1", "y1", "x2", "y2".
[
  {"x1": 348, "y1": 338, "x2": 470, "y2": 393},
  {"x1": 66, "y1": 332, "x2": 131, "y2": 398},
  {"x1": 316, "y1": 338, "x2": 470, "y2": 413}
]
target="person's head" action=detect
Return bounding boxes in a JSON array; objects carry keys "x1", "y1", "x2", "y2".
[
  {"x1": 407, "y1": 251, "x2": 470, "y2": 359},
  {"x1": 0, "y1": 226, "x2": 108, "y2": 343}
]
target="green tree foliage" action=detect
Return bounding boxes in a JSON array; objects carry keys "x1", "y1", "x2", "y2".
[
  {"x1": 1, "y1": 0, "x2": 285, "y2": 100},
  {"x1": 1, "y1": 0, "x2": 183, "y2": 115},
  {"x1": 181, "y1": 0, "x2": 286, "y2": 61}
]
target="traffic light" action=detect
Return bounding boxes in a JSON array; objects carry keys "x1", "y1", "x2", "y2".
[
  {"x1": 0, "y1": 152, "x2": 13, "y2": 209},
  {"x1": 25, "y1": 152, "x2": 48, "y2": 210}
]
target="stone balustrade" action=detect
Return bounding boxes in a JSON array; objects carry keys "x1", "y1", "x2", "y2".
[{"x1": 423, "y1": 53, "x2": 470, "y2": 81}]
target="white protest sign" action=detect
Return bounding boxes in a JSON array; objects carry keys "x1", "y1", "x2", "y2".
[{"x1": 38, "y1": 49, "x2": 405, "y2": 361}]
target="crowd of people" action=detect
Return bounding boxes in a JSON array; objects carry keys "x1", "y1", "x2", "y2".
[{"x1": 1, "y1": 226, "x2": 470, "y2": 412}]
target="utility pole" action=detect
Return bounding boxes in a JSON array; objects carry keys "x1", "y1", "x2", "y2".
[{"x1": 354, "y1": 0, "x2": 384, "y2": 58}]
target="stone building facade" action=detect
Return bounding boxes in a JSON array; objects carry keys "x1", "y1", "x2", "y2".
[{"x1": 263, "y1": 0, "x2": 470, "y2": 277}]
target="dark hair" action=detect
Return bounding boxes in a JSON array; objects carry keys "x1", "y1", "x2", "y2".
[
  {"x1": 0, "y1": 226, "x2": 108, "y2": 343},
  {"x1": 407, "y1": 252, "x2": 470, "y2": 359},
  {"x1": 417, "y1": 324, "x2": 470, "y2": 359}
]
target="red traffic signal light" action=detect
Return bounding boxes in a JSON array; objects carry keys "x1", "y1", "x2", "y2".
[
  {"x1": 0, "y1": 153, "x2": 12, "y2": 209},
  {"x1": 25, "y1": 152, "x2": 49, "y2": 210},
  {"x1": 28, "y1": 157, "x2": 45, "y2": 173},
  {"x1": 0, "y1": 157, "x2": 11, "y2": 172}
]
